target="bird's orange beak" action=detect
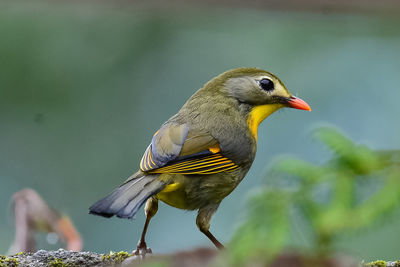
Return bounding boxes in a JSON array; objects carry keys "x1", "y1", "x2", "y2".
[{"x1": 287, "y1": 96, "x2": 312, "y2": 111}]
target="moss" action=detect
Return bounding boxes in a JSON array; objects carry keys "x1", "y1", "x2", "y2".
[
  {"x1": 364, "y1": 260, "x2": 387, "y2": 267},
  {"x1": 48, "y1": 258, "x2": 75, "y2": 267},
  {"x1": 102, "y1": 251, "x2": 131, "y2": 264},
  {"x1": 101, "y1": 253, "x2": 112, "y2": 261},
  {"x1": 48, "y1": 258, "x2": 64, "y2": 267},
  {"x1": 0, "y1": 255, "x2": 19, "y2": 267}
]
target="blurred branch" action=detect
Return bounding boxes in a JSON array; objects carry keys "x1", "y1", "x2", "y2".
[{"x1": 8, "y1": 189, "x2": 82, "y2": 255}]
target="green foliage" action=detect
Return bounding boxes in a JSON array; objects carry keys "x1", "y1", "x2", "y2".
[
  {"x1": 229, "y1": 189, "x2": 291, "y2": 265},
  {"x1": 229, "y1": 126, "x2": 400, "y2": 264}
]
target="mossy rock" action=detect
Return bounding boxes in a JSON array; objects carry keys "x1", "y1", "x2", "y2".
[{"x1": 0, "y1": 249, "x2": 132, "y2": 267}]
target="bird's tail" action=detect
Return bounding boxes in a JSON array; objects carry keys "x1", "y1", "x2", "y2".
[{"x1": 89, "y1": 172, "x2": 166, "y2": 219}]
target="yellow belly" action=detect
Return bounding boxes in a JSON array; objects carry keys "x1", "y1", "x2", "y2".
[{"x1": 156, "y1": 182, "x2": 189, "y2": 209}]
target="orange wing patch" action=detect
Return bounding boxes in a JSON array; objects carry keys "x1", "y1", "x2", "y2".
[{"x1": 208, "y1": 144, "x2": 221, "y2": 154}]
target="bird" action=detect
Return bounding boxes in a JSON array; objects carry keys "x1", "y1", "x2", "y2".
[{"x1": 89, "y1": 67, "x2": 311, "y2": 255}]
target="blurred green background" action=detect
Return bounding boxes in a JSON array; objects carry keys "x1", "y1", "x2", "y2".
[{"x1": 0, "y1": 0, "x2": 399, "y2": 261}]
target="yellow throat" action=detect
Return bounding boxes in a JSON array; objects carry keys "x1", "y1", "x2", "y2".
[{"x1": 247, "y1": 104, "x2": 283, "y2": 141}]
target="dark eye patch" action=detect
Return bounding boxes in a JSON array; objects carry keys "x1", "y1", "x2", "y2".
[{"x1": 259, "y1": 78, "x2": 274, "y2": 92}]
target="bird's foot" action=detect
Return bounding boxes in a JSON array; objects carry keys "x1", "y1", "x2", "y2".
[{"x1": 132, "y1": 240, "x2": 152, "y2": 259}]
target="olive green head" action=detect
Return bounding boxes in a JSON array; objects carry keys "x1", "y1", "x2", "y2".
[{"x1": 202, "y1": 67, "x2": 311, "y2": 110}]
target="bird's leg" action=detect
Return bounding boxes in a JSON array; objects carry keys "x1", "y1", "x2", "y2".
[
  {"x1": 196, "y1": 204, "x2": 224, "y2": 250},
  {"x1": 133, "y1": 197, "x2": 158, "y2": 257},
  {"x1": 201, "y1": 229, "x2": 224, "y2": 249}
]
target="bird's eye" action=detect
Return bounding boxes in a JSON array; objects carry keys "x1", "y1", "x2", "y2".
[{"x1": 259, "y1": 78, "x2": 274, "y2": 92}]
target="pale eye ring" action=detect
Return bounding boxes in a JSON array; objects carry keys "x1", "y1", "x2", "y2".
[{"x1": 259, "y1": 78, "x2": 274, "y2": 91}]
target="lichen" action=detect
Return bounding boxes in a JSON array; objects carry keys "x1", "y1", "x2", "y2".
[
  {"x1": 0, "y1": 255, "x2": 19, "y2": 267},
  {"x1": 102, "y1": 251, "x2": 130, "y2": 264},
  {"x1": 364, "y1": 260, "x2": 387, "y2": 267},
  {"x1": 2, "y1": 250, "x2": 133, "y2": 267},
  {"x1": 48, "y1": 258, "x2": 66, "y2": 267}
]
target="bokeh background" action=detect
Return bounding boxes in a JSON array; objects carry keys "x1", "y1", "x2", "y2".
[{"x1": 1, "y1": 0, "x2": 399, "y2": 261}]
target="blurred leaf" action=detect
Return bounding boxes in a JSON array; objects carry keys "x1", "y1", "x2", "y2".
[
  {"x1": 229, "y1": 126, "x2": 400, "y2": 261},
  {"x1": 229, "y1": 189, "x2": 291, "y2": 265},
  {"x1": 314, "y1": 127, "x2": 385, "y2": 175}
]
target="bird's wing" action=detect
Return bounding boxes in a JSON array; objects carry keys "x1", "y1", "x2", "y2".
[{"x1": 139, "y1": 123, "x2": 240, "y2": 175}]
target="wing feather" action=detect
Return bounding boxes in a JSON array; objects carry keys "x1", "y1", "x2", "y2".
[
  {"x1": 147, "y1": 153, "x2": 239, "y2": 175},
  {"x1": 139, "y1": 123, "x2": 239, "y2": 174}
]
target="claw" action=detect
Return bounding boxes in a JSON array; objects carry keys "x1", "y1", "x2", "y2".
[{"x1": 132, "y1": 240, "x2": 152, "y2": 258}]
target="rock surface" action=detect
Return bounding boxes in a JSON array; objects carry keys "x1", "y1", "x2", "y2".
[
  {"x1": 2, "y1": 248, "x2": 398, "y2": 267},
  {"x1": 1, "y1": 249, "x2": 131, "y2": 267}
]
